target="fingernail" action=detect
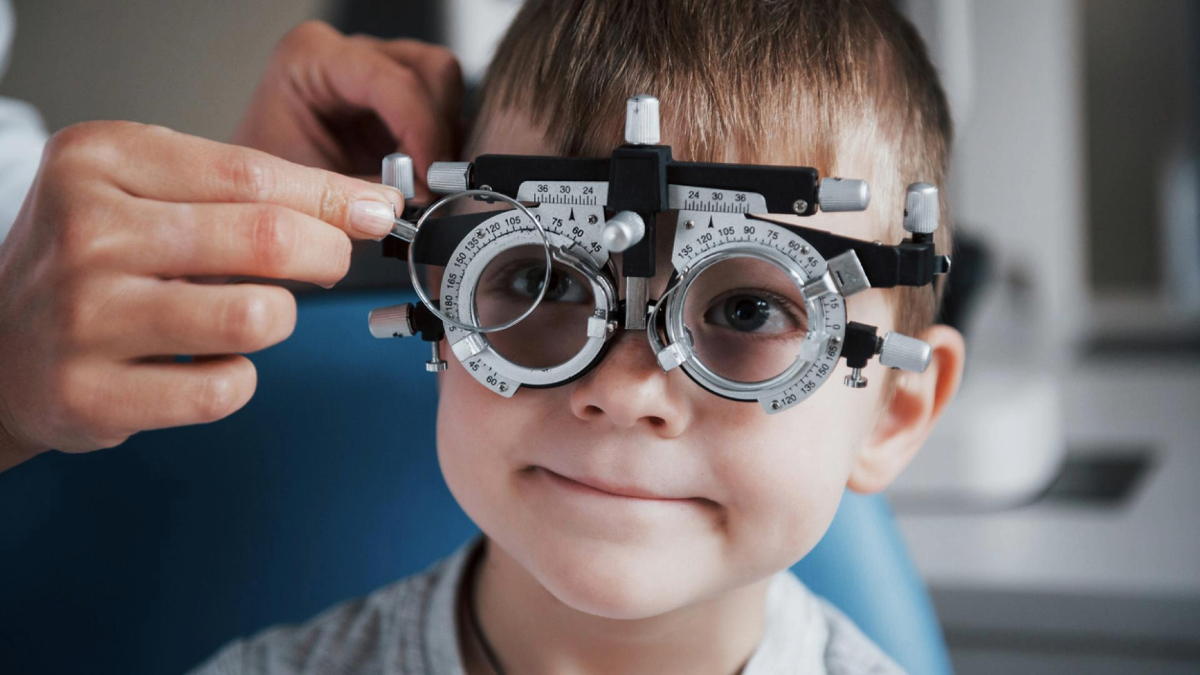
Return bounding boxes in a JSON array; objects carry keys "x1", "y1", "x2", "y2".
[{"x1": 349, "y1": 200, "x2": 395, "y2": 238}]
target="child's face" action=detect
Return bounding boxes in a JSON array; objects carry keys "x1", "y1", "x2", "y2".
[{"x1": 436, "y1": 109, "x2": 902, "y2": 620}]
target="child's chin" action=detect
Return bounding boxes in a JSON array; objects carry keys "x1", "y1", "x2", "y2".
[{"x1": 526, "y1": 537, "x2": 721, "y2": 620}]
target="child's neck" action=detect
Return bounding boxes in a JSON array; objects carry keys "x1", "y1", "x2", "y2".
[{"x1": 461, "y1": 536, "x2": 772, "y2": 675}]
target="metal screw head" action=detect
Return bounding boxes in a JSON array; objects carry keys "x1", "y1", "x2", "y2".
[
  {"x1": 479, "y1": 184, "x2": 492, "y2": 191},
  {"x1": 685, "y1": 220, "x2": 695, "y2": 229},
  {"x1": 793, "y1": 199, "x2": 809, "y2": 214},
  {"x1": 771, "y1": 401, "x2": 782, "y2": 411},
  {"x1": 830, "y1": 336, "x2": 841, "y2": 345},
  {"x1": 498, "y1": 382, "x2": 509, "y2": 392},
  {"x1": 588, "y1": 214, "x2": 598, "y2": 225},
  {"x1": 800, "y1": 245, "x2": 810, "y2": 254}
]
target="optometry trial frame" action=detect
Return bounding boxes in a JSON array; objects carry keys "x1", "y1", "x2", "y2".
[{"x1": 367, "y1": 95, "x2": 951, "y2": 414}]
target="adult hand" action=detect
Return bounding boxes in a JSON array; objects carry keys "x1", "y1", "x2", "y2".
[
  {"x1": 234, "y1": 20, "x2": 464, "y2": 198},
  {"x1": 0, "y1": 121, "x2": 406, "y2": 471}
]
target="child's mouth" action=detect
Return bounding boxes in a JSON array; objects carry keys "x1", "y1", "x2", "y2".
[{"x1": 530, "y1": 466, "x2": 703, "y2": 503}]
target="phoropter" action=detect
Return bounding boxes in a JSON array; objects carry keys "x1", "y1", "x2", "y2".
[{"x1": 367, "y1": 95, "x2": 951, "y2": 414}]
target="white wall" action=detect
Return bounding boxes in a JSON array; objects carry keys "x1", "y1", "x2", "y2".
[{"x1": 950, "y1": 0, "x2": 1088, "y2": 365}]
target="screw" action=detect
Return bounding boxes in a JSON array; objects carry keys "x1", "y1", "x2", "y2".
[
  {"x1": 844, "y1": 368, "x2": 868, "y2": 388},
  {"x1": 771, "y1": 401, "x2": 782, "y2": 411},
  {"x1": 479, "y1": 184, "x2": 492, "y2": 191},
  {"x1": 830, "y1": 336, "x2": 841, "y2": 345},
  {"x1": 498, "y1": 382, "x2": 509, "y2": 392},
  {"x1": 588, "y1": 214, "x2": 598, "y2": 225},
  {"x1": 793, "y1": 199, "x2": 808, "y2": 214},
  {"x1": 800, "y1": 245, "x2": 810, "y2": 254},
  {"x1": 685, "y1": 220, "x2": 695, "y2": 229}
]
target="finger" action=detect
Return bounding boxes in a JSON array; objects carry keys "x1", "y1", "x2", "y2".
[
  {"x1": 116, "y1": 200, "x2": 355, "y2": 285},
  {"x1": 324, "y1": 38, "x2": 456, "y2": 170},
  {"x1": 91, "y1": 278, "x2": 297, "y2": 358},
  {"x1": 101, "y1": 354, "x2": 258, "y2": 434},
  {"x1": 101, "y1": 123, "x2": 405, "y2": 240},
  {"x1": 354, "y1": 37, "x2": 465, "y2": 125}
]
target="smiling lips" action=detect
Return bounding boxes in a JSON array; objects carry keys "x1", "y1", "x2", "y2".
[{"x1": 535, "y1": 466, "x2": 699, "y2": 502}]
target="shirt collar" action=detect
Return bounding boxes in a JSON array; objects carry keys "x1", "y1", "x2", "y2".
[{"x1": 422, "y1": 533, "x2": 824, "y2": 675}]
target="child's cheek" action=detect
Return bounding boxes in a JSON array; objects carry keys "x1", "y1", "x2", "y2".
[
  {"x1": 698, "y1": 383, "x2": 863, "y2": 576},
  {"x1": 435, "y1": 356, "x2": 517, "y2": 529}
]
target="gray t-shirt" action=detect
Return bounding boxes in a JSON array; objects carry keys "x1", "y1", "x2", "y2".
[{"x1": 189, "y1": 534, "x2": 904, "y2": 675}]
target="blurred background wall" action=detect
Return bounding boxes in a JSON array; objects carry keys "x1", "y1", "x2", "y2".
[{"x1": 3, "y1": 0, "x2": 332, "y2": 142}]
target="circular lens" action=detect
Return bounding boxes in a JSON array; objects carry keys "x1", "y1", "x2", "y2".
[
  {"x1": 474, "y1": 245, "x2": 596, "y2": 368},
  {"x1": 412, "y1": 192, "x2": 553, "y2": 334},
  {"x1": 680, "y1": 255, "x2": 810, "y2": 383}
]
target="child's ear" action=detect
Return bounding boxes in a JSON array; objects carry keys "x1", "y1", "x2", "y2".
[{"x1": 846, "y1": 324, "x2": 966, "y2": 494}]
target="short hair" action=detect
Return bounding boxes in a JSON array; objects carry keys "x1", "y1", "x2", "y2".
[{"x1": 469, "y1": 0, "x2": 953, "y2": 338}]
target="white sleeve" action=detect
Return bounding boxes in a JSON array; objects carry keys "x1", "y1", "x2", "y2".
[{"x1": 0, "y1": 0, "x2": 49, "y2": 244}]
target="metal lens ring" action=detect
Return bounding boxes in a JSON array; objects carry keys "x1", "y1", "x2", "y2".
[
  {"x1": 406, "y1": 189, "x2": 552, "y2": 334},
  {"x1": 662, "y1": 214, "x2": 847, "y2": 413},
  {"x1": 439, "y1": 203, "x2": 616, "y2": 398}
]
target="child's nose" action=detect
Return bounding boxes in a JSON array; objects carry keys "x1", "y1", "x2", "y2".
[{"x1": 567, "y1": 331, "x2": 693, "y2": 437}]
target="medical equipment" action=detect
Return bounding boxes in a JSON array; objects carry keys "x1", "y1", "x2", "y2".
[{"x1": 368, "y1": 95, "x2": 950, "y2": 414}]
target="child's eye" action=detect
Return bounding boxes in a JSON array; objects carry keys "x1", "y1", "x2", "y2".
[
  {"x1": 505, "y1": 264, "x2": 590, "y2": 304},
  {"x1": 703, "y1": 291, "x2": 806, "y2": 336}
]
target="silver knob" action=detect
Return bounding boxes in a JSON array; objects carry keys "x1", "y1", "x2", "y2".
[
  {"x1": 903, "y1": 182, "x2": 939, "y2": 234},
  {"x1": 382, "y1": 153, "x2": 415, "y2": 199},
  {"x1": 818, "y1": 177, "x2": 870, "y2": 212},
  {"x1": 428, "y1": 161, "x2": 471, "y2": 194},
  {"x1": 624, "y1": 94, "x2": 660, "y2": 145},
  {"x1": 844, "y1": 368, "x2": 868, "y2": 388},
  {"x1": 368, "y1": 303, "x2": 416, "y2": 339},
  {"x1": 600, "y1": 211, "x2": 645, "y2": 252},
  {"x1": 426, "y1": 342, "x2": 448, "y2": 372},
  {"x1": 878, "y1": 331, "x2": 933, "y2": 373}
]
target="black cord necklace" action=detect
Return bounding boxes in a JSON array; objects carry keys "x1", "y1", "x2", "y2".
[{"x1": 463, "y1": 545, "x2": 507, "y2": 675}]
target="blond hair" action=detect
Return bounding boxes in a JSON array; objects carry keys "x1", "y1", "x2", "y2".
[{"x1": 470, "y1": 0, "x2": 953, "y2": 337}]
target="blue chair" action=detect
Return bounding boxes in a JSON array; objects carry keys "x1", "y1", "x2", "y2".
[{"x1": 0, "y1": 291, "x2": 951, "y2": 674}]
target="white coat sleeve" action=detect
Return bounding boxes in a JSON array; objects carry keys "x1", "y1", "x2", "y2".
[{"x1": 0, "y1": 0, "x2": 48, "y2": 244}]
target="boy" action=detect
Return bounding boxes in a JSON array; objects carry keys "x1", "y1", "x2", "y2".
[
  {"x1": 189, "y1": 1, "x2": 965, "y2": 673},
  {"x1": 0, "y1": 0, "x2": 963, "y2": 670}
]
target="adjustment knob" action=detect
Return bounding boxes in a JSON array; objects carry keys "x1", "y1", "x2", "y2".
[
  {"x1": 818, "y1": 177, "x2": 870, "y2": 212},
  {"x1": 878, "y1": 331, "x2": 933, "y2": 373},
  {"x1": 600, "y1": 211, "x2": 646, "y2": 252},
  {"x1": 428, "y1": 161, "x2": 472, "y2": 194},
  {"x1": 624, "y1": 94, "x2": 660, "y2": 145},
  {"x1": 368, "y1": 303, "x2": 416, "y2": 339},
  {"x1": 903, "y1": 182, "x2": 939, "y2": 234},
  {"x1": 381, "y1": 153, "x2": 415, "y2": 199}
]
